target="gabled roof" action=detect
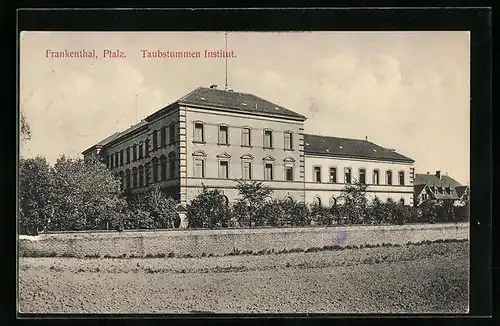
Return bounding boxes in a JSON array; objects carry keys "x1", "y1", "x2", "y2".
[
  {"x1": 178, "y1": 87, "x2": 307, "y2": 121},
  {"x1": 303, "y1": 134, "x2": 414, "y2": 163},
  {"x1": 414, "y1": 174, "x2": 462, "y2": 187},
  {"x1": 414, "y1": 184, "x2": 427, "y2": 197},
  {"x1": 455, "y1": 185, "x2": 469, "y2": 198}
]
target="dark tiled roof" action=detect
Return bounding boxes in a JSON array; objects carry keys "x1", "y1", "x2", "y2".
[
  {"x1": 414, "y1": 174, "x2": 462, "y2": 187},
  {"x1": 303, "y1": 134, "x2": 414, "y2": 163},
  {"x1": 414, "y1": 184, "x2": 427, "y2": 197},
  {"x1": 455, "y1": 185, "x2": 469, "y2": 198},
  {"x1": 178, "y1": 87, "x2": 307, "y2": 121},
  {"x1": 83, "y1": 120, "x2": 148, "y2": 155}
]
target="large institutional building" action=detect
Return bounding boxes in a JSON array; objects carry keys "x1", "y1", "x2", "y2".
[{"x1": 83, "y1": 86, "x2": 415, "y2": 209}]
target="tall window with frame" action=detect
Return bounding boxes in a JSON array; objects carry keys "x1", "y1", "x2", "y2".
[
  {"x1": 120, "y1": 150, "x2": 124, "y2": 166},
  {"x1": 264, "y1": 130, "x2": 273, "y2": 148},
  {"x1": 138, "y1": 165, "x2": 144, "y2": 187},
  {"x1": 169, "y1": 156, "x2": 176, "y2": 180},
  {"x1": 345, "y1": 167, "x2": 352, "y2": 184},
  {"x1": 313, "y1": 166, "x2": 322, "y2": 183},
  {"x1": 399, "y1": 171, "x2": 405, "y2": 186},
  {"x1": 132, "y1": 167, "x2": 138, "y2": 188},
  {"x1": 242, "y1": 161, "x2": 252, "y2": 180},
  {"x1": 219, "y1": 160, "x2": 229, "y2": 179},
  {"x1": 160, "y1": 126, "x2": 166, "y2": 148},
  {"x1": 194, "y1": 158, "x2": 205, "y2": 178},
  {"x1": 386, "y1": 170, "x2": 393, "y2": 185},
  {"x1": 109, "y1": 155, "x2": 113, "y2": 168},
  {"x1": 285, "y1": 164, "x2": 294, "y2": 181},
  {"x1": 219, "y1": 125, "x2": 229, "y2": 145},
  {"x1": 145, "y1": 139, "x2": 150, "y2": 158},
  {"x1": 152, "y1": 130, "x2": 158, "y2": 150},
  {"x1": 373, "y1": 169, "x2": 380, "y2": 185},
  {"x1": 145, "y1": 163, "x2": 150, "y2": 186},
  {"x1": 138, "y1": 142, "x2": 143, "y2": 160},
  {"x1": 126, "y1": 147, "x2": 130, "y2": 164},
  {"x1": 194, "y1": 122, "x2": 204, "y2": 143},
  {"x1": 115, "y1": 153, "x2": 119, "y2": 168},
  {"x1": 359, "y1": 168, "x2": 366, "y2": 184},
  {"x1": 264, "y1": 163, "x2": 273, "y2": 181},
  {"x1": 329, "y1": 167, "x2": 337, "y2": 183},
  {"x1": 132, "y1": 145, "x2": 137, "y2": 162},
  {"x1": 169, "y1": 123, "x2": 176, "y2": 144},
  {"x1": 152, "y1": 157, "x2": 159, "y2": 182},
  {"x1": 160, "y1": 156, "x2": 167, "y2": 181},
  {"x1": 284, "y1": 132, "x2": 293, "y2": 150},
  {"x1": 241, "y1": 127, "x2": 251, "y2": 147}
]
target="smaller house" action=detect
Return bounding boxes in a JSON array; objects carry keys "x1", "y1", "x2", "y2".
[{"x1": 413, "y1": 170, "x2": 469, "y2": 207}]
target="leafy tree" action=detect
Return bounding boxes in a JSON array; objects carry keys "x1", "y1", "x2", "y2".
[
  {"x1": 49, "y1": 155, "x2": 125, "y2": 231},
  {"x1": 186, "y1": 185, "x2": 231, "y2": 228},
  {"x1": 19, "y1": 156, "x2": 53, "y2": 235},
  {"x1": 418, "y1": 200, "x2": 439, "y2": 223},
  {"x1": 20, "y1": 109, "x2": 31, "y2": 142},
  {"x1": 234, "y1": 180, "x2": 273, "y2": 227},
  {"x1": 367, "y1": 196, "x2": 389, "y2": 224},
  {"x1": 339, "y1": 181, "x2": 369, "y2": 224}
]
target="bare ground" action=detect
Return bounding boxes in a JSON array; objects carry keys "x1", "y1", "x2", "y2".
[{"x1": 18, "y1": 241, "x2": 469, "y2": 314}]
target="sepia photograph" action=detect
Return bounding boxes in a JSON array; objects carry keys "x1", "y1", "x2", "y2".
[{"x1": 18, "y1": 30, "x2": 471, "y2": 314}]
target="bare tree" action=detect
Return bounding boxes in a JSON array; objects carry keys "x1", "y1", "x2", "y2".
[{"x1": 20, "y1": 109, "x2": 31, "y2": 141}]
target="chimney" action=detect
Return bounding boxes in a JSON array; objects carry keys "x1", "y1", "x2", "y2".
[
  {"x1": 427, "y1": 172, "x2": 430, "y2": 174},
  {"x1": 436, "y1": 170, "x2": 441, "y2": 179},
  {"x1": 365, "y1": 136, "x2": 368, "y2": 141},
  {"x1": 210, "y1": 84, "x2": 218, "y2": 89}
]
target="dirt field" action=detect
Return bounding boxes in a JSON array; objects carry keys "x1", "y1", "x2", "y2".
[{"x1": 18, "y1": 241, "x2": 469, "y2": 314}]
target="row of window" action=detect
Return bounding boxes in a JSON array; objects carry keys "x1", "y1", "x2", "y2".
[
  {"x1": 312, "y1": 167, "x2": 406, "y2": 186},
  {"x1": 115, "y1": 154, "x2": 177, "y2": 190},
  {"x1": 194, "y1": 122, "x2": 294, "y2": 150},
  {"x1": 107, "y1": 123, "x2": 177, "y2": 169}
]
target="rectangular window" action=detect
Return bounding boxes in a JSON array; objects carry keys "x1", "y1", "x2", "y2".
[
  {"x1": 329, "y1": 167, "x2": 337, "y2": 183},
  {"x1": 120, "y1": 150, "x2": 124, "y2": 166},
  {"x1": 264, "y1": 130, "x2": 273, "y2": 148},
  {"x1": 138, "y1": 143, "x2": 143, "y2": 159},
  {"x1": 264, "y1": 163, "x2": 273, "y2": 180},
  {"x1": 399, "y1": 171, "x2": 405, "y2": 186},
  {"x1": 194, "y1": 123, "x2": 204, "y2": 142},
  {"x1": 115, "y1": 153, "x2": 119, "y2": 168},
  {"x1": 242, "y1": 128, "x2": 251, "y2": 147},
  {"x1": 169, "y1": 123, "x2": 176, "y2": 144},
  {"x1": 126, "y1": 148, "x2": 130, "y2": 164},
  {"x1": 284, "y1": 132, "x2": 293, "y2": 150},
  {"x1": 219, "y1": 125, "x2": 228, "y2": 144},
  {"x1": 373, "y1": 170, "x2": 380, "y2": 185},
  {"x1": 152, "y1": 130, "x2": 158, "y2": 150},
  {"x1": 194, "y1": 159, "x2": 205, "y2": 178},
  {"x1": 314, "y1": 166, "x2": 322, "y2": 183},
  {"x1": 169, "y1": 159, "x2": 176, "y2": 179},
  {"x1": 219, "y1": 160, "x2": 229, "y2": 179},
  {"x1": 386, "y1": 170, "x2": 393, "y2": 185},
  {"x1": 160, "y1": 127, "x2": 166, "y2": 147},
  {"x1": 109, "y1": 155, "x2": 113, "y2": 168},
  {"x1": 285, "y1": 165, "x2": 293, "y2": 181},
  {"x1": 145, "y1": 139, "x2": 150, "y2": 158},
  {"x1": 345, "y1": 168, "x2": 352, "y2": 184},
  {"x1": 132, "y1": 145, "x2": 137, "y2": 162},
  {"x1": 242, "y1": 161, "x2": 252, "y2": 180},
  {"x1": 359, "y1": 169, "x2": 366, "y2": 184}
]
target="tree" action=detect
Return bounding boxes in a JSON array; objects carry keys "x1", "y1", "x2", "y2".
[
  {"x1": 49, "y1": 155, "x2": 125, "y2": 231},
  {"x1": 339, "y1": 181, "x2": 369, "y2": 224},
  {"x1": 186, "y1": 185, "x2": 232, "y2": 228},
  {"x1": 20, "y1": 109, "x2": 31, "y2": 142},
  {"x1": 234, "y1": 179, "x2": 274, "y2": 227},
  {"x1": 367, "y1": 196, "x2": 389, "y2": 224},
  {"x1": 19, "y1": 156, "x2": 53, "y2": 235}
]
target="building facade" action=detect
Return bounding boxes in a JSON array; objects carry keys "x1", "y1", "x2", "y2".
[
  {"x1": 83, "y1": 86, "x2": 415, "y2": 212},
  {"x1": 413, "y1": 171, "x2": 469, "y2": 207}
]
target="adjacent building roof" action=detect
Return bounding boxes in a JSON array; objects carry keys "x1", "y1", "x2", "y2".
[
  {"x1": 414, "y1": 173, "x2": 462, "y2": 187},
  {"x1": 82, "y1": 120, "x2": 148, "y2": 154},
  {"x1": 303, "y1": 134, "x2": 414, "y2": 163},
  {"x1": 178, "y1": 87, "x2": 307, "y2": 121},
  {"x1": 455, "y1": 185, "x2": 469, "y2": 199}
]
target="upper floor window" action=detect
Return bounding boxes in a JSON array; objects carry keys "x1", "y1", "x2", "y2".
[
  {"x1": 160, "y1": 155, "x2": 167, "y2": 181},
  {"x1": 285, "y1": 165, "x2": 294, "y2": 181},
  {"x1": 115, "y1": 153, "x2": 119, "y2": 168},
  {"x1": 138, "y1": 142, "x2": 143, "y2": 160},
  {"x1": 126, "y1": 147, "x2": 130, "y2": 164},
  {"x1": 132, "y1": 144, "x2": 137, "y2": 162},
  {"x1": 264, "y1": 163, "x2": 274, "y2": 180},
  {"x1": 194, "y1": 122, "x2": 204, "y2": 143},
  {"x1": 152, "y1": 130, "x2": 158, "y2": 150},
  {"x1": 152, "y1": 157, "x2": 159, "y2": 183},
  {"x1": 120, "y1": 150, "x2": 124, "y2": 167},
  {"x1": 160, "y1": 127, "x2": 167, "y2": 147},
  {"x1": 109, "y1": 155, "x2": 113, "y2": 168},
  {"x1": 169, "y1": 123, "x2": 176, "y2": 144},
  {"x1": 241, "y1": 127, "x2": 251, "y2": 147},
  {"x1": 219, "y1": 160, "x2": 229, "y2": 179},
  {"x1": 284, "y1": 131, "x2": 293, "y2": 150},
  {"x1": 399, "y1": 171, "x2": 405, "y2": 186},
  {"x1": 138, "y1": 165, "x2": 144, "y2": 187},
  {"x1": 218, "y1": 125, "x2": 229, "y2": 145},
  {"x1": 145, "y1": 138, "x2": 150, "y2": 158},
  {"x1": 386, "y1": 170, "x2": 393, "y2": 185},
  {"x1": 359, "y1": 169, "x2": 366, "y2": 184},
  {"x1": 193, "y1": 158, "x2": 205, "y2": 178},
  {"x1": 313, "y1": 166, "x2": 322, "y2": 183},
  {"x1": 373, "y1": 169, "x2": 380, "y2": 185},
  {"x1": 242, "y1": 161, "x2": 252, "y2": 180},
  {"x1": 329, "y1": 167, "x2": 337, "y2": 183},
  {"x1": 345, "y1": 167, "x2": 352, "y2": 184},
  {"x1": 264, "y1": 130, "x2": 273, "y2": 148}
]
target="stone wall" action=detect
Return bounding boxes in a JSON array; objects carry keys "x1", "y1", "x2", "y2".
[{"x1": 19, "y1": 223, "x2": 469, "y2": 258}]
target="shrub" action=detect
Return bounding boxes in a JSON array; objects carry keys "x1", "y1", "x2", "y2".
[{"x1": 186, "y1": 185, "x2": 232, "y2": 228}]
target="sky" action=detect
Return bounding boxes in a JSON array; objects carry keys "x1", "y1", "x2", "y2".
[{"x1": 19, "y1": 31, "x2": 470, "y2": 185}]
